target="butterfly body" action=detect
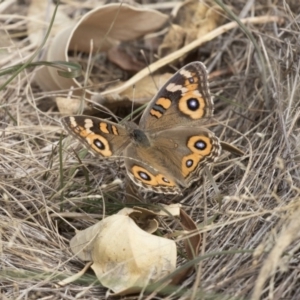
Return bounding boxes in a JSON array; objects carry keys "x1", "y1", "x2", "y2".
[
  {"x1": 129, "y1": 126, "x2": 151, "y2": 148},
  {"x1": 62, "y1": 62, "x2": 221, "y2": 194}
]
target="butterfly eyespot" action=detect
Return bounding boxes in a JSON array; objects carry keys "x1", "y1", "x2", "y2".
[
  {"x1": 186, "y1": 159, "x2": 194, "y2": 168},
  {"x1": 94, "y1": 139, "x2": 105, "y2": 150},
  {"x1": 138, "y1": 171, "x2": 151, "y2": 181},
  {"x1": 187, "y1": 98, "x2": 200, "y2": 111},
  {"x1": 188, "y1": 77, "x2": 194, "y2": 84},
  {"x1": 194, "y1": 140, "x2": 206, "y2": 150},
  {"x1": 187, "y1": 136, "x2": 211, "y2": 156}
]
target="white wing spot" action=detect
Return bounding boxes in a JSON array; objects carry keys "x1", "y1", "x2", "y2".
[
  {"x1": 180, "y1": 69, "x2": 192, "y2": 78},
  {"x1": 166, "y1": 83, "x2": 188, "y2": 93},
  {"x1": 193, "y1": 90, "x2": 202, "y2": 97},
  {"x1": 70, "y1": 116, "x2": 77, "y2": 127},
  {"x1": 84, "y1": 119, "x2": 93, "y2": 133}
]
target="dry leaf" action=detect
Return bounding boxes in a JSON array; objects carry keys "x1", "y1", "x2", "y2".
[
  {"x1": 95, "y1": 15, "x2": 282, "y2": 104},
  {"x1": 0, "y1": 0, "x2": 15, "y2": 13},
  {"x1": 154, "y1": 204, "x2": 182, "y2": 217},
  {"x1": 27, "y1": 0, "x2": 73, "y2": 46},
  {"x1": 179, "y1": 208, "x2": 202, "y2": 260},
  {"x1": 34, "y1": 3, "x2": 168, "y2": 106},
  {"x1": 159, "y1": 0, "x2": 227, "y2": 57},
  {"x1": 130, "y1": 205, "x2": 181, "y2": 232},
  {"x1": 107, "y1": 46, "x2": 146, "y2": 72},
  {"x1": 70, "y1": 208, "x2": 176, "y2": 294},
  {"x1": 55, "y1": 97, "x2": 92, "y2": 116},
  {"x1": 171, "y1": 208, "x2": 202, "y2": 285},
  {"x1": 126, "y1": 208, "x2": 159, "y2": 234},
  {"x1": 99, "y1": 72, "x2": 173, "y2": 106},
  {"x1": 157, "y1": 24, "x2": 186, "y2": 58}
]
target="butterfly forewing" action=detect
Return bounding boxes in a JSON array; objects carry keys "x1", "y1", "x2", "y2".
[
  {"x1": 62, "y1": 116, "x2": 131, "y2": 158},
  {"x1": 139, "y1": 61, "x2": 214, "y2": 131}
]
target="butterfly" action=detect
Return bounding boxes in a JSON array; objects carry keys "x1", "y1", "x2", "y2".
[{"x1": 61, "y1": 61, "x2": 221, "y2": 194}]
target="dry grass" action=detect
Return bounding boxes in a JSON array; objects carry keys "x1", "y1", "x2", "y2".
[{"x1": 1, "y1": 0, "x2": 300, "y2": 299}]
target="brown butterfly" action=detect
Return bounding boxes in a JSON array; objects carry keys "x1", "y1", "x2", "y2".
[{"x1": 62, "y1": 62, "x2": 221, "y2": 194}]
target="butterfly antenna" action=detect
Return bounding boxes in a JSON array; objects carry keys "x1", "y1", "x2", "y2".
[
  {"x1": 140, "y1": 49, "x2": 159, "y2": 91},
  {"x1": 130, "y1": 84, "x2": 136, "y2": 122}
]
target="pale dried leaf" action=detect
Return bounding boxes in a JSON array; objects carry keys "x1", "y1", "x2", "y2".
[
  {"x1": 98, "y1": 72, "x2": 173, "y2": 106},
  {"x1": 35, "y1": 3, "x2": 168, "y2": 97},
  {"x1": 69, "y1": 3, "x2": 168, "y2": 53},
  {"x1": 34, "y1": 27, "x2": 76, "y2": 92},
  {"x1": 27, "y1": 0, "x2": 72, "y2": 46},
  {"x1": 156, "y1": 204, "x2": 182, "y2": 217},
  {"x1": 159, "y1": 0, "x2": 227, "y2": 56},
  {"x1": 193, "y1": 5, "x2": 227, "y2": 41},
  {"x1": 70, "y1": 211, "x2": 176, "y2": 294},
  {"x1": 55, "y1": 97, "x2": 91, "y2": 115},
  {"x1": 123, "y1": 207, "x2": 159, "y2": 233},
  {"x1": 116, "y1": 207, "x2": 136, "y2": 216},
  {"x1": 107, "y1": 46, "x2": 146, "y2": 72},
  {"x1": 98, "y1": 15, "x2": 282, "y2": 101},
  {"x1": 91, "y1": 215, "x2": 176, "y2": 293},
  {"x1": 0, "y1": 0, "x2": 15, "y2": 13},
  {"x1": 158, "y1": 25, "x2": 186, "y2": 58},
  {"x1": 70, "y1": 221, "x2": 104, "y2": 261},
  {"x1": 119, "y1": 73, "x2": 173, "y2": 102}
]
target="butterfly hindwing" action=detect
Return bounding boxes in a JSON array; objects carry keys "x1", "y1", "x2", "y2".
[{"x1": 123, "y1": 127, "x2": 221, "y2": 194}]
